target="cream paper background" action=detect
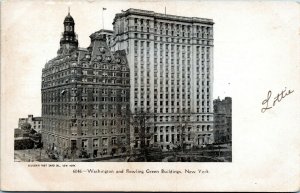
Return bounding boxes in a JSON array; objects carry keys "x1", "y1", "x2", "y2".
[{"x1": 1, "y1": 0, "x2": 300, "y2": 191}]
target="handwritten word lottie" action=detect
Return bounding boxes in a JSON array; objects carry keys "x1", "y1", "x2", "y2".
[{"x1": 261, "y1": 88, "x2": 294, "y2": 113}]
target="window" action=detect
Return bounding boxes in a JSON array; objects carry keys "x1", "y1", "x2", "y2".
[
  {"x1": 112, "y1": 137, "x2": 117, "y2": 145},
  {"x1": 121, "y1": 120, "x2": 126, "y2": 125},
  {"x1": 93, "y1": 139, "x2": 99, "y2": 147},
  {"x1": 111, "y1": 120, "x2": 116, "y2": 126},
  {"x1": 121, "y1": 137, "x2": 126, "y2": 145},
  {"x1": 93, "y1": 121, "x2": 98, "y2": 126},
  {"x1": 121, "y1": 128, "x2": 126, "y2": 133},
  {"x1": 102, "y1": 120, "x2": 107, "y2": 126},
  {"x1": 102, "y1": 138, "x2": 108, "y2": 146},
  {"x1": 82, "y1": 139, "x2": 88, "y2": 148}
]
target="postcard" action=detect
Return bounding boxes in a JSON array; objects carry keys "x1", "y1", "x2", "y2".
[{"x1": 1, "y1": 0, "x2": 299, "y2": 191}]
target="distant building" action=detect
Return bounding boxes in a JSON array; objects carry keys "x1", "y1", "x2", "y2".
[
  {"x1": 111, "y1": 8, "x2": 215, "y2": 151},
  {"x1": 14, "y1": 128, "x2": 22, "y2": 138},
  {"x1": 15, "y1": 115, "x2": 42, "y2": 150},
  {"x1": 213, "y1": 97, "x2": 232, "y2": 143},
  {"x1": 41, "y1": 11, "x2": 130, "y2": 159},
  {"x1": 18, "y1": 115, "x2": 42, "y2": 133}
]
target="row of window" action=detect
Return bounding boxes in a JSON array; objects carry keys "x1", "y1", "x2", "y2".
[
  {"x1": 132, "y1": 26, "x2": 212, "y2": 38},
  {"x1": 133, "y1": 86, "x2": 210, "y2": 97},
  {"x1": 42, "y1": 104, "x2": 128, "y2": 116},
  {"x1": 133, "y1": 94, "x2": 211, "y2": 102},
  {"x1": 44, "y1": 135, "x2": 127, "y2": 151},
  {"x1": 43, "y1": 56, "x2": 128, "y2": 75},
  {"x1": 43, "y1": 62, "x2": 128, "y2": 79},
  {"x1": 136, "y1": 41, "x2": 211, "y2": 51},
  {"x1": 42, "y1": 90, "x2": 129, "y2": 102},
  {"x1": 134, "y1": 108, "x2": 211, "y2": 114},
  {"x1": 82, "y1": 70, "x2": 129, "y2": 77},
  {"x1": 82, "y1": 137, "x2": 127, "y2": 147},
  {"x1": 135, "y1": 102, "x2": 211, "y2": 111},
  {"x1": 154, "y1": 124, "x2": 212, "y2": 131},
  {"x1": 133, "y1": 18, "x2": 212, "y2": 32},
  {"x1": 43, "y1": 104, "x2": 127, "y2": 110},
  {"x1": 43, "y1": 125, "x2": 128, "y2": 135},
  {"x1": 74, "y1": 127, "x2": 128, "y2": 136},
  {"x1": 43, "y1": 78, "x2": 128, "y2": 88},
  {"x1": 132, "y1": 33, "x2": 212, "y2": 44}
]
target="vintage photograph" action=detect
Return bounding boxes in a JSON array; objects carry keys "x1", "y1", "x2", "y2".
[
  {"x1": 13, "y1": 6, "x2": 232, "y2": 162},
  {"x1": 2, "y1": 0, "x2": 299, "y2": 191}
]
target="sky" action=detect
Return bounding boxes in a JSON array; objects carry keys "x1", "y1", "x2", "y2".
[{"x1": 1, "y1": 0, "x2": 299, "y2": 130}]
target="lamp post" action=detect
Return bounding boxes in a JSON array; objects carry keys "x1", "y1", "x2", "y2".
[{"x1": 39, "y1": 147, "x2": 42, "y2": 161}]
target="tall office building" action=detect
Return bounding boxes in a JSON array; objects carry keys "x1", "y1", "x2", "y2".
[
  {"x1": 41, "y1": 12, "x2": 130, "y2": 159},
  {"x1": 111, "y1": 9, "x2": 214, "y2": 150}
]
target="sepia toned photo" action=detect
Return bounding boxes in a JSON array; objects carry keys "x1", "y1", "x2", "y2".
[
  {"x1": 14, "y1": 7, "x2": 232, "y2": 162},
  {"x1": 2, "y1": 0, "x2": 299, "y2": 192}
]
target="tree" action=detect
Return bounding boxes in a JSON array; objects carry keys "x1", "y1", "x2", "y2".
[
  {"x1": 176, "y1": 113, "x2": 190, "y2": 153},
  {"x1": 128, "y1": 109, "x2": 156, "y2": 161},
  {"x1": 166, "y1": 109, "x2": 193, "y2": 153},
  {"x1": 29, "y1": 132, "x2": 42, "y2": 147},
  {"x1": 111, "y1": 139, "x2": 128, "y2": 160}
]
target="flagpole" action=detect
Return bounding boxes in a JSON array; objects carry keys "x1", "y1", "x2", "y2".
[{"x1": 102, "y1": 8, "x2": 104, "y2": 29}]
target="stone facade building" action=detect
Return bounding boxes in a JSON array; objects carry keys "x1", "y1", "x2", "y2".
[
  {"x1": 41, "y1": 12, "x2": 130, "y2": 159},
  {"x1": 18, "y1": 115, "x2": 42, "y2": 133},
  {"x1": 109, "y1": 9, "x2": 214, "y2": 150},
  {"x1": 213, "y1": 97, "x2": 232, "y2": 144}
]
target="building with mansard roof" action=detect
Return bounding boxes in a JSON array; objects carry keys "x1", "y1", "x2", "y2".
[{"x1": 41, "y1": 12, "x2": 130, "y2": 159}]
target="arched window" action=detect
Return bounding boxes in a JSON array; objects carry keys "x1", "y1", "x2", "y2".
[
  {"x1": 66, "y1": 26, "x2": 69, "y2": 31},
  {"x1": 70, "y1": 26, "x2": 72, "y2": 31}
]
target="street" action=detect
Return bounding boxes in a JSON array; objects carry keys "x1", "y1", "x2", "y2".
[{"x1": 14, "y1": 148, "x2": 50, "y2": 162}]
